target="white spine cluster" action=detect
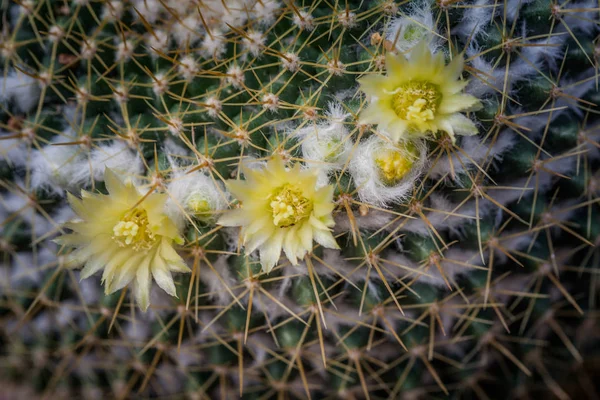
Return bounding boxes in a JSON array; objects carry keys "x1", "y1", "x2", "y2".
[
  {"x1": 254, "y1": 0, "x2": 281, "y2": 27},
  {"x1": 242, "y1": 30, "x2": 266, "y2": 58},
  {"x1": 101, "y1": 1, "x2": 124, "y2": 21},
  {"x1": 200, "y1": 30, "x2": 227, "y2": 60},
  {"x1": 146, "y1": 30, "x2": 169, "y2": 58},
  {"x1": 178, "y1": 56, "x2": 199, "y2": 82}
]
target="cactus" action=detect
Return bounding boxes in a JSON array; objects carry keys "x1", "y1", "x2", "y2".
[{"x1": 1, "y1": 0, "x2": 600, "y2": 398}]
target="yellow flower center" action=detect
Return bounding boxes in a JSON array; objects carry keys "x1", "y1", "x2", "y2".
[
  {"x1": 375, "y1": 143, "x2": 419, "y2": 186},
  {"x1": 391, "y1": 81, "x2": 440, "y2": 126},
  {"x1": 188, "y1": 194, "x2": 211, "y2": 216},
  {"x1": 269, "y1": 184, "x2": 313, "y2": 227},
  {"x1": 323, "y1": 137, "x2": 342, "y2": 162},
  {"x1": 112, "y1": 208, "x2": 157, "y2": 251}
]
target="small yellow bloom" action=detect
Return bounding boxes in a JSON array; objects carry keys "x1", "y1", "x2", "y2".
[
  {"x1": 374, "y1": 142, "x2": 419, "y2": 186},
  {"x1": 218, "y1": 157, "x2": 339, "y2": 273},
  {"x1": 358, "y1": 41, "x2": 481, "y2": 143},
  {"x1": 56, "y1": 169, "x2": 189, "y2": 311}
]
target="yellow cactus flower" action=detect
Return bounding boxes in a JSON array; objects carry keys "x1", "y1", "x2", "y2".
[
  {"x1": 218, "y1": 157, "x2": 339, "y2": 273},
  {"x1": 374, "y1": 142, "x2": 420, "y2": 186},
  {"x1": 358, "y1": 41, "x2": 481, "y2": 143},
  {"x1": 56, "y1": 169, "x2": 189, "y2": 311}
]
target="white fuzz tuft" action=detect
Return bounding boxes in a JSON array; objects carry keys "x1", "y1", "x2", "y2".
[
  {"x1": 173, "y1": 15, "x2": 201, "y2": 46},
  {"x1": 0, "y1": 131, "x2": 29, "y2": 167},
  {"x1": 80, "y1": 40, "x2": 97, "y2": 60},
  {"x1": 30, "y1": 132, "x2": 85, "y2": 195},
  {"x1": 262, "y1": 93, "x2": 280, "y2": 112},
  {"x1": 226, "y1": 65, "x2": 245, "y2": 89},
  {"x1": 293, "y1": 11, "x2": 315, "y2": 31},
  {"x1": 327, "y1": 59, "x2": 345, "y2": 76},
  {"x1": 166, "y1": 168, "x2": 230, "y2": 230},
  {"x1": 282, "y1": 53, "x2": 300, "y2": 72},
  {"x1": 113, "y1": 85, "x2": 129, "y2": 104},
  {"x1": 338, "y1": 11, "x2": 357, "y2": 29},
  {"x1": 242, "y1": 30, "x2": 266, "y2": 58},
  {"x1": 453, "y1": 0, "x2": 496, "y2": 40},
  {"x1": 47, "y1": 25, "x2": 64, "y2": 43},
  {"x1": 115, "y1": 40, "x2": 134, "y2": 62},
  {"x1": 349, "y1": 136, "x2": 427, "y2": 206},
  {"x1": 386, "y1": 1, "x2": 439, "y2": 54},
  {"x1": 429, "y1": 132, "x2": 516, "y2": 181},
  {"x1": 152, "y1": 73, "x2": 169, "y2": 96},
  {"x1": 254, "y1": 0, "x2": 281, "y2": 27},
  {"x1": 167, "y1": 117, "x2": 184, "y2": 136},
  {"x1": 205, "y1": 96, "x2": 222, "y2": 118},
  {"x1": 146, "y1": 30, "x2": 169, "y2": 57},
  {"x1": 19, "y1": 0, "x2": 34, "y2": 15},
  {"x1": 132, "y1": 0, "x2": 162, "y2": 24},
  {"x1": 101, "y1": 1, "x2": 124, "y2": 21},
  {"x1": 69, "y1": 141, "x2": 144, "y2": 187},
  {"x1": 0, "y1": 70, "x2": 41, "y2": 113},
  {"x1": 178, "y1": 55, "x2": 199, "y2": 82},
  {"x1": 293, "y1": 102, "x2": 353, "y2": 179},
  {"x1": 200, "y1": 30, "x2": 227, "y2": 60}
]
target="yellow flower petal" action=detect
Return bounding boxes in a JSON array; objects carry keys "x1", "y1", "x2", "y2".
[
  {"x1": 260, "y1": 229, "x2": 285, "y2": 272},
  {"x1": 441, "y1": 113, "x2": 479, "y2": 139},
  {"x1": 438, "y1": 94, "x2": 481, "y2": 114},
  {"x1": 111, "y1": 252, "x2": 145, "y2": 293},
  {"x1": 104, "y1": 167, "x2": 129, "y2": 198},
  {"x1": 152, "y1": 254, "x2": 177, "y2": 297},
  {"x1": 358, "y1": 75, "x2": 393, "y2": 97},
  {"x1": 218, "y1": 208, "x2": 252, "y2": 227},
  {"x1": 385, "y1": 51, "x2": 407, "y2": 75},
  {"x1": 298, "y1": 222, "x2": 313, "y2": 255},
  {"x1": 135, "y1": 256, "x2": 152, "y2": 311},
  {"x1": 441, "y1": 54, "x2": 464, "y2": 82},
  {"x1": 283, "y1": 226, "x2": 300, "y2": 265},
  {"x1": 245, "y1": 224, "x2": 275, "y2": 253},
  {"x1": 314, "y1": 229, "x2": 340, "y2": 250},
  {"x1": 102, "y1": 249, "x2": 133, "y2": 294}
]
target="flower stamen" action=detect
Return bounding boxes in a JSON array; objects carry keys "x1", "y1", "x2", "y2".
[
  {"x1": 269, "y1": 185, "x2": 313, "y2": 227},
  {"x1": 112, "y1": 208, "x2": 156, "y2": 251},
  {"x1": 375, "y1": 144, "x2": 419, "y2": 186},
  {"x1": 391, "y1": 81, "x2": 440, "y2": 126}
]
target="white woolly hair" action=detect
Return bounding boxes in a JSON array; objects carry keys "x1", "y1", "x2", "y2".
[
  {"x1": 165, "y1": 168, "x2": 230, "y2": 231},
  {"x1": 387, "y1": 246, "x2": 484, "y2": 288},
  {"x1": 30, "y1": 131, "x2": 85, "y2": 196},
  {"x1": 452, "y1": 0, "x2": 496, "y2": 41},
  {"x1": 556, "y1": 70, "x2": 599, "y2": 119},
  {"x1": 200, "y1": 29, "x2": 227, "y2": 59},
  {"x1": 253, "y1": 0, "x2": 281, "y2": 27},
  {"x1": 349, "y1": 135, "x2": 427, "y2": 207},
  {"x1": 0, "y1": 70, "x2": 41, "y2": 113},
  {"x1": 466, "y1": 34, "x2": 564, "y2": 99},
  {"x1": 429, "y1": 131, "x2": 516, "y2": 181},
  {"x1": 295, "y1": 102, "x2": 353, "y2": 169},
  {"x1": 172, "y1": 14, "x2": 201, "y2": 46},
  {"x1": 0, "y1": 131, "x2": 29, "y2": 167},
  {"x1": 385, "y1": 0, "x2": 440, "y2": 54},
  {"x1": 69, "y1": 140, "x2": 144, "y2": 187},
  {"x1": 132, "y1": 0, "x2": 162, "y2": 24}
]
